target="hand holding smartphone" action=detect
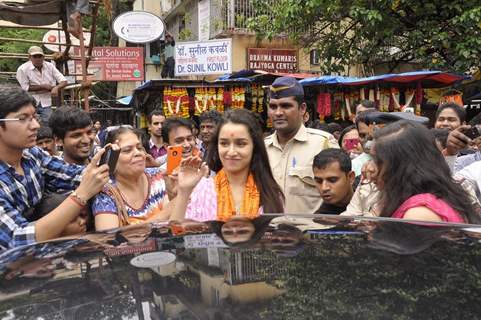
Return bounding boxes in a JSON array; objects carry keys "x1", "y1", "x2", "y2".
[
  {"x1": 463, "y1": 126, "x2": 481, "y2": 140},
  {"x1": 99, "y1": 146, "x2": 120, "y2": 175},
  {"x1": 167, "y1": 146, "x2": 183, "y2": 175}
]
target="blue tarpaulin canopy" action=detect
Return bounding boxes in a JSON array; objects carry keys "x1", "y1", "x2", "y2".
[
  {"x1": 300, "y1": 71, "x2": 468, "y2": 88},
  {"x1": 116, "y1": 96, "x2": 132, "y2": 105},
  {"x1": 299, "y1": 75, "x2": 358, "y2": 86}
]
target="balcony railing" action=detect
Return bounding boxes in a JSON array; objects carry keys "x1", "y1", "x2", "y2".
[
  {"x1": 210, "y1": 0, "x2": 276, "y2": 37},
  {"x1": 222, "y1": 249, "x2": 286, "y2": 285}
]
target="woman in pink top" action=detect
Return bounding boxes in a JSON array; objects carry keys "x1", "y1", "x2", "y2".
[
  {"x1": 370, "y1": 120, "x2": 481, "y2": 224},
  {"x1": 171, "y1": 109, "x2": 284, "y2": 227}
]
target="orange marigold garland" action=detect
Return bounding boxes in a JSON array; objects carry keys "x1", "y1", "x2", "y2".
[
  {"x1": 257, "y1": 85, "x2": 265, "y2": 113},
  {"x1": 231, "y1": 86, "x2": 245, "y2": 109},
  {"x1": 163, "y1": 87, "x2": 189, "y2": 118},
  {"x1": 194, "y1": 87, "x2": 209, "y2": 116}
]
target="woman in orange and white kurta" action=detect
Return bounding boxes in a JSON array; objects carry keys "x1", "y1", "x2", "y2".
[
  {"x1": 92, "y1": 127, "x2": 170, "y2": 230},
  {"x1": 172, "y1": 109, "x2": 284, "y2": 224}
]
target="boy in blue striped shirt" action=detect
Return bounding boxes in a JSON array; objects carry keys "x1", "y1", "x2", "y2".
[{"x1": 0, "y1": 85, "x2": 110, "y2": 252}]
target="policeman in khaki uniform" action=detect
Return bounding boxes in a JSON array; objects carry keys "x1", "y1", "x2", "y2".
[{"x1": 265, "y1": 77, "x2": 339, "y2": 214}]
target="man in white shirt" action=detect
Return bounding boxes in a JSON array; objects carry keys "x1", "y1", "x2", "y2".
[
  {"x1": 457, "y1": 161, "x2": 481, "y2": 194},
  {"x1": 16, "y1": 46, "x2": 67, "y2": 124}
]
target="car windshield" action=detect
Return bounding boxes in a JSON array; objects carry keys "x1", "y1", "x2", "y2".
[{"x1": 1, "y1": 215, "x2": 481, "y2": 319}]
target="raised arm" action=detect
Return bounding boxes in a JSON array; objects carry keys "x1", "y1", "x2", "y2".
[{"x1": 169, "y1": 156, "x2": 209, "y2": 221}]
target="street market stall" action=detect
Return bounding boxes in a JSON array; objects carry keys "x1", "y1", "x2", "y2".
[
  {"x1": 130, "y1": 70, "x2": 469, "y2": 131},
  {"x1": 130, "y1": 70, "x2": 317, "y2": 130},
  {"x1": 131, "y1": 77, "x2": 270, "y2": 129},
  {"x1": 300, "y1": 71, "x2": 468, "y2": 123}
]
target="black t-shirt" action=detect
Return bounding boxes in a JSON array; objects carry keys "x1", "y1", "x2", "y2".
[{"x1": 315, "y1": 202, "x2": 347, "y2": 215}]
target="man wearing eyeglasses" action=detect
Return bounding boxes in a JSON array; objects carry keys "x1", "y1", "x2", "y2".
[
  {"x1": 16, "y1": 46, "x2": 68, "y2": 124},
  {"x1": 0, "y1": 85, "x2": 110, "y2": 252}
]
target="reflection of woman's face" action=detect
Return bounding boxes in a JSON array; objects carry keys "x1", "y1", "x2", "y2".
[
  {"x1": 218, "y1": 123, "x2": 254, "y2": 175},
  {"x1": 221, "y1": 216, "x2": 255, "y2": 243},
  {"x1": 116, "y1": 132, "x2": 146, "y2": 177}
]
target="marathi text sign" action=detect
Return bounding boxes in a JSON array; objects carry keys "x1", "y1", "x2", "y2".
[
  {"x1": 247, "y1": 48, "x2": 298, "y2": 73},
  {"x1": 75, "y1": 47, "x2": 144, "y2": 81},
  {"x1": 175, "y1": 39, "x2": 232, "y2": 76}
]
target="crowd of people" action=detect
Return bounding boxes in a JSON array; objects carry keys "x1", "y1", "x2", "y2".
[{"x1": 1, "y1": 73, "x2": 481, "y2": 252}]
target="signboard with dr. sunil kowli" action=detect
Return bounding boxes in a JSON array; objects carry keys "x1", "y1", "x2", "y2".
[{"x1": 175, "y1": 39, "x2": 232, "y2": 76}]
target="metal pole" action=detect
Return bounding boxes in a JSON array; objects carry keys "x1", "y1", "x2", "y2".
[
  {"x1": 0, "y1": 24, "x2": 88, "y2": 32},
  {"x1": 0, "y1": 36, "x2": 81, "y2": 47},
  {"x1": 78, "y1": 16, "x2": 90, "y2": 112}
]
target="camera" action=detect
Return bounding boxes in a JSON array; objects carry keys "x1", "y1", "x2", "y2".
[
  {"x1": 464, "y1": 126, "x2": 481, "y2": 140},
  {"x1": 99, "y1": 146, "x2": 120, "y2": 175}
]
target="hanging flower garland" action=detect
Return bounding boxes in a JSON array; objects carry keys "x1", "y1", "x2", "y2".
[
  {"x1": 163, "y1": 86, "x2": 189, "y2": 118},
  {"x1": 231, "y1": 86, "x2": 246, "y2": 109},
  {"x1": 251, "y1": 84, "x2": 258, "y2": 113},
  {"x1": 415, "y1": 82, "x2": 424, "y2": 115},
  {"x1": 333, "y1": 93, "x2": 344, "y2": 120},
  {"x1": 194, "y1": 87, "x2": 209, "y2": 116},
  {"x1": 379, "y1": 89, "x2": 390, "y2": 112},
  {"x1": 250, "y1": 84, "x2": 265, "y2": 113},
  {"x1": 223, "y1": 87, "x2": 232, "y2": 110},
  {"x1": 215, "y1": 87, "x2": 224, "y2": 112},
  {"x1": 257, "y1": 85, "x2": 265, "y2": 113}
]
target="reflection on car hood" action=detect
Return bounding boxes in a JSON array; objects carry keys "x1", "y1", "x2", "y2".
[{"x1": 1, "y1": 215, "x2": 481, "y2": 319}]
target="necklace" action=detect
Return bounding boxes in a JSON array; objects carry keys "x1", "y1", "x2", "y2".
[{"x1": 116, "y1": 174, "x2": 149, "y2": 210}]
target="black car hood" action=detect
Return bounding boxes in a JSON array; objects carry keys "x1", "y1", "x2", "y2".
[{"x1": 1, "y1": 215, "x2": 481, "y2": 320}]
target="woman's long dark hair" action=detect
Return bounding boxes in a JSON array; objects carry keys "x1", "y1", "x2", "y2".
[
  {"x1": 373, "y1": 120, "x2": 479, "y2": 223},
  {"x1": 206, "y1": 109, "x2": 285, "y2": 213}
]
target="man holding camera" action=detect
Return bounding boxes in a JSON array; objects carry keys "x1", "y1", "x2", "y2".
[
  {"x1": 0, "y1": 86, "x2": 109, "y2": 251},
  {"x1": 443, "y1": 119, "x2": 481, "y2": 193}
]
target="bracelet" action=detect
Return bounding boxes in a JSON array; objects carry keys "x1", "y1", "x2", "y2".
[{"x1": 69, "y1": 192, "x2": 87, "y2": 207}]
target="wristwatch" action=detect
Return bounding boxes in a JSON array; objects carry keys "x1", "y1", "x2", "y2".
[{"x1": 70, "y1": 191, "x2": 88, "y2": 207}]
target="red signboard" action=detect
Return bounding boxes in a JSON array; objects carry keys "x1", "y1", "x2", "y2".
[
  {"x1": 247, "y1": 48, "x2": 298, "y2": 73},
  {"x1": 74, "y1": 47, "x2": 144, "y2": 81}
]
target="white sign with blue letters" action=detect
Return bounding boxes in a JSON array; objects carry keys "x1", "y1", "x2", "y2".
[{"x1": 175, "y1": 39, "x2": 232, "y2": 76}]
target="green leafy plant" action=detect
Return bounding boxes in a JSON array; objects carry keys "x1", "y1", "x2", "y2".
[{"x1": 248, "y1": 0, "x2": 481, "y2": 74}]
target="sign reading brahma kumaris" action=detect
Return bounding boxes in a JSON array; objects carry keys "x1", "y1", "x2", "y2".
[
  {"x1": 74, "y1": 47, "x2": 144, "y2": 81},
  {"x1": 247, "y1": 48, "x2": 298, "y2": 73},
  {"x1": 175, "y1": 39, "x2": 232, "y2": 76}
]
